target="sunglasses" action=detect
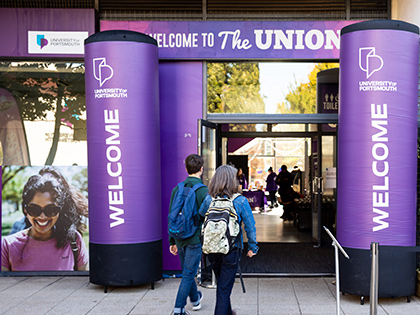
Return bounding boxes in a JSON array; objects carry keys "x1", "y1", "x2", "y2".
[{"x1": 25, "y1": 204, "x2": 61, "y2": 217}]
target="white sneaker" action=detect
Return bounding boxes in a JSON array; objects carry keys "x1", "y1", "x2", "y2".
[{"x1": 192, "y1": 291, "x2": 203, "y2": 311}]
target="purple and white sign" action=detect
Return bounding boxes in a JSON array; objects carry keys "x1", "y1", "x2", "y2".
[
  {"x1": 0, "y1": 8, "x2": 94, "y2": 58},
  {"x1": 337, "y1": 21, "x2": 419, "y2": 250},
  {"x1": 85, "y1": 31, "x2": 161, "y2": 245},
  {"x1": 101, "y1": 20, "x2": 359, "y2": 60}
]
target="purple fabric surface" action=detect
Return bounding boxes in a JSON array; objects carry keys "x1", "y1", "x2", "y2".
[
  {"x1": 85, "y1": 39, "x2": 161, "y2": 244},
  {"x1": 242, "y1": 190, "x2": 267, "y2": 208},
  {"x1": 337, "y1": 27, "x2": 419, "y2": 249},
  {"x1": 0, "y1": 8, "x2": 94, "y2": 57},
  {"x1": 101, "y1": 20, "x2": 359, "y2": 60},
  {"x1": 159, "y1": 62, "x2": 203, "y2": 270}
]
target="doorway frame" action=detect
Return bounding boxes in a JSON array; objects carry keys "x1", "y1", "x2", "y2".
[{"x1": 204, "y1": 116, "x2": 338, "y2": 246}]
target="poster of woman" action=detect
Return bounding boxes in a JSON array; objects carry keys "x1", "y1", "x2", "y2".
[{"x1": 1, "y1": 165, "x2": 89, "y2": 272}]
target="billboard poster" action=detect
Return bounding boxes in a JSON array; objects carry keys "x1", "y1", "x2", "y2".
[{"x1": 1, "y1": 165, "x2": 88, "y2": 272}]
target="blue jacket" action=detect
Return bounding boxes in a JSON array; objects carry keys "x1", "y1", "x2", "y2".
[{"x1": 198, "y1": 194, "x2": 259, "y2": 254}]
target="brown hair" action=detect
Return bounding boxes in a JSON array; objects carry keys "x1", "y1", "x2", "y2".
[
  {"x1": 208, "y1": 164, "x2": 240, "y2": 198},
  {"x1": 185, "y1": 154, "x2": 204, "y2": 175}
]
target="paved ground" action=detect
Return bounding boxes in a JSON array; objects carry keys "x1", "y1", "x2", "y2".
[{"x1": 1, "y1": 276, "x2": 420, "y2": 314}]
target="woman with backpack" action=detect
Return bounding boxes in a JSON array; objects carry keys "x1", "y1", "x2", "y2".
[{"x1": 199, "y1": 164, "x2": 258, "y2": 315}]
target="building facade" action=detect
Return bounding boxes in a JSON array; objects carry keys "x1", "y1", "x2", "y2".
[{"x1": 0, "y1": 0, "x2": 419, "y2": 278}]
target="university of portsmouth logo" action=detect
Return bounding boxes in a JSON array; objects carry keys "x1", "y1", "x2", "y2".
[
  {"x1": 93, "y1": 58, "x2": 114, "y2": 87},
  {"x1": 359, "y1": 47, "x2": 383, "y2": 79},
  {"x1": 36, "y1": 35, "x2": 48, "y2": 49}
]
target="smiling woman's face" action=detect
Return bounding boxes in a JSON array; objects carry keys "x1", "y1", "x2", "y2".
[{"x1": 25, "y1": 192, "x2": 60, "y2": 241}]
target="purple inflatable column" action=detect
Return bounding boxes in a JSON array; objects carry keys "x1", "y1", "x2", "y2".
[
  {"x1": 84, "y1": 30, "x2": 162, "y2": 286},
  {"x1": 338, "y1": 20, "x2": 419, "y2": 297}
]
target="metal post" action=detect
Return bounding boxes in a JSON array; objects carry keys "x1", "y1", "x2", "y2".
[
  {"x1": 199, "y1": 259, "x2": 217, "y2": 289},
  {"x1": 334, "y1": 242, "x2": 340, "y2": 315},
  {"x1": 210, "y1": 270, "x2": 217, "y2": 288},
  {"x1": 323, "y1": 227, "x2": 350, "y2": 315},
  {"x1": 370, "y1": 242, "x2": 379, "y2": 315},
  {"x1": 200, "y1": 270, "x2": 217, "y2": 289},
  {"x1": 197, "y1": 261, "x2": 202, "y2": 285}
]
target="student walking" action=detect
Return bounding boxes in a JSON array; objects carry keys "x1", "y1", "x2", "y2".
[
  {"x1": 199, "y1": 164, "x2": 258, "y2": 315},
  {"x1": 265, "y1": 166, "x2": 278, "y2": 209},
  {"x1": 168, "y1": 154, "x2": 209, "y2": 315}
]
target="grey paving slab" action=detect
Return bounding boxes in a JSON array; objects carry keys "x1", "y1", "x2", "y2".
[
  {"x1": 0, "y1": 277, "x2": 24, "y2": 291},
  {"x1": 259, "y1": 303, "x2": 301, "y2": 315},
  {"x1": 1, "y1": 276, "x2": 420, "y2": 315},
  {"x1": 45, "y1": 297, "x2": 102, "y2": 315}
]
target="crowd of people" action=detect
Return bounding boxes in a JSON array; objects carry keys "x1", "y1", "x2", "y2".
[{"x1": 243, "y1": 164, "x2": 303, "y2": 220}]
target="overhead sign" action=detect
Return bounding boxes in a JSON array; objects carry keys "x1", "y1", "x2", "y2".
[
  {"x1": 101, "y1": 20, "x2": 359, "y2": 60},
  {"x1": 28, "y1": 31, "x2": 88, "y2": 54}
]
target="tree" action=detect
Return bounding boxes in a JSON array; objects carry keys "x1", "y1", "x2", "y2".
[
  {"x1": 1, "y1": 165, "x2": 26, "y2": 212},
  {"x1": 207, "y1": 62, "x2": 265, "y2": 132},
  {"x1": 0, "y1": 62, "x2": 86, "y2": 165},
  {"x1": 207, "y1": 62, "x2": 265, "y2": 114},
  {"x1": 278, "y1": 63, "x2": 339, "y2": 114}
]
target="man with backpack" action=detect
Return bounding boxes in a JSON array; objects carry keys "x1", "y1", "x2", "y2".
[{"x1": 168, "y1": 154, "x2": 209, "y2": 315}]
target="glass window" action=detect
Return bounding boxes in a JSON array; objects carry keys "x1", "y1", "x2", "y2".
[
  {"x1": 228, "y1": 124, "x2": 267, "y2": 132},
  {"x1": 230, "y1": 137, "x2": 308, "y2": 190},
  {"x1": 207, "y1": 62, "x2": 338, "y2": 114},
  {"x1": 0, "y1": 61, "x2": 86, "y2": 166},
  {"x1": 272, "y1": 124, "x2": 306, "y2": 132}
]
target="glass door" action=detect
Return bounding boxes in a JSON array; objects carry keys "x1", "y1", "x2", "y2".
[
  {"x1": 311, "y1": 134, "x2": 337, "y2": 247},
  {"x1": 198, "y1": 119, "x2": 219, "y2": 186},
  {"x1": 197, "y1": 119, "x2": 219, "y2": 287},
  {"x1": 311, "y1": 135, "x2": 323, "y2": 247}
]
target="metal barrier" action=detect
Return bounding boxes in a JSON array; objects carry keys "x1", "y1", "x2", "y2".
[
  {"x1": 370, "y1": 242, "x2": 379, "y2": 315},
  {"x1": 323, "y1": 226, "x2": 350, "y2": 315},
  {"x1": 368, "y1": 243, "x2": 420, "y2": 312}
]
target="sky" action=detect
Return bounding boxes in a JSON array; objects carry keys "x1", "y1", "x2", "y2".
[{"x1": 259, "y1": 62, "x2": 315, "y2": 114}]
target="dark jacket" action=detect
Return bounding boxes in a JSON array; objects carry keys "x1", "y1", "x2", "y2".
[
  {"x1": 168, "y1": 176, "x2": 208, "y2": 248},
  {"x1": 266, "y1": 172, "x2": 277, "y2": 191}
]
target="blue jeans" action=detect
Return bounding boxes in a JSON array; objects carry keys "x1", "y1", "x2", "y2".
[
  {"x1": 208, "y1": 249, "x2": 240, "y2": 315},
  {"x1": 174, "y1": 243, "x2": 202, "y2": 313}
]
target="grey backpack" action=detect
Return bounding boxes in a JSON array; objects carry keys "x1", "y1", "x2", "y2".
[{"x1": 201, "y1": 194, "x2": 241, "y2": 255}]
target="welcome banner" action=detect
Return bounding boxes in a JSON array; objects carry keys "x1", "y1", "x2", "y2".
[
  {"x1": 338, "y1": 20, "x2": 419, "y2": 250},
  {"x1": 101, "y1": 20, "x2": 359, "y2": 60}
]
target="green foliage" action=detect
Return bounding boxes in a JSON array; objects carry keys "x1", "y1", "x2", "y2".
[
  {"x1": 207, "y1": 63, "x2": 265, "y2": 114},
  {"x1": 2, "y1": 166, "x2": 27, "y2": 217},
  {"x1": 71, "y1": 167, "x2": 88, "y2": 197},
  {"x1": 279, "y1": 63, "x2": 339, "y2": 114}
]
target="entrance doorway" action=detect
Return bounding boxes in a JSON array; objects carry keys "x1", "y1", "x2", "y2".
[{"x1": 200, "y1": 120, "x2": 337, "y2": 275}]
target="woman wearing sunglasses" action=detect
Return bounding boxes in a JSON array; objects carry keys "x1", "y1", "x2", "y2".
[{"x1": 1, "y1": 166, "x2": 88, "y2": 271}]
